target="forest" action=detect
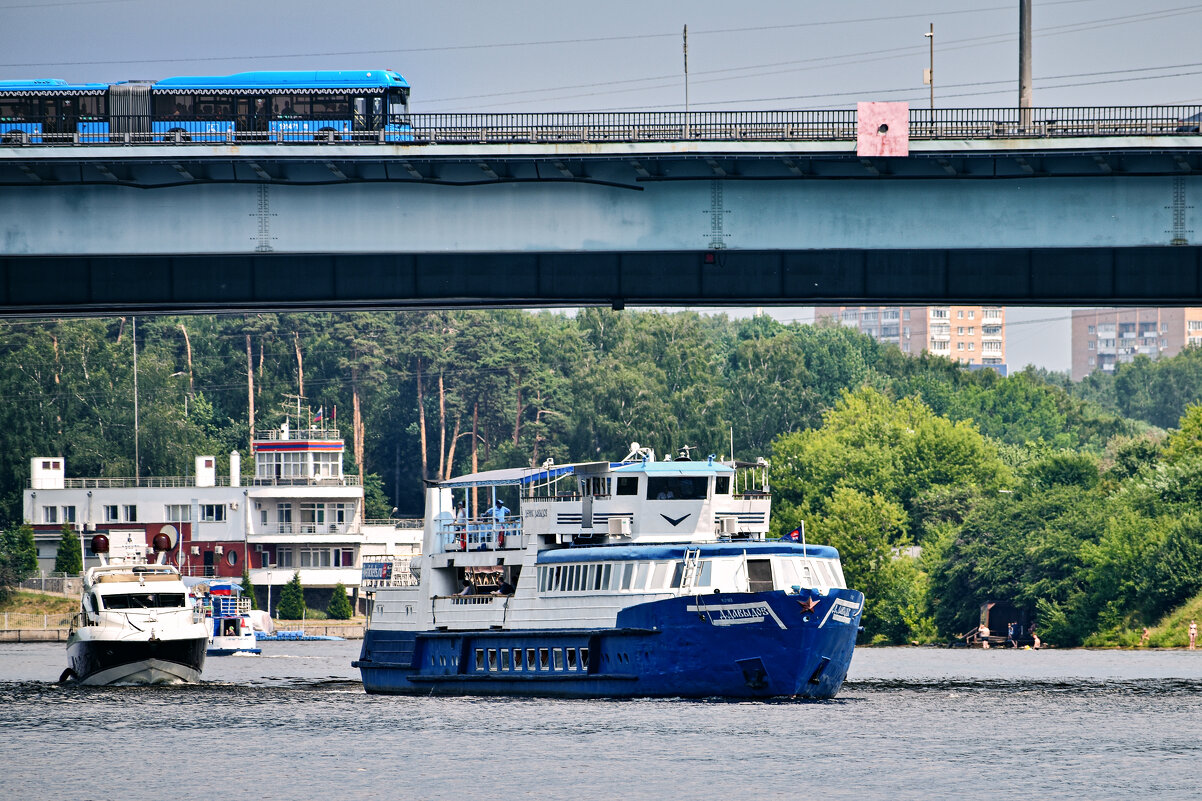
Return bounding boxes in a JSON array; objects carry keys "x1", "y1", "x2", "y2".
[{"x1": 4, "y1": 308, "x2": 1202, "y2": 646}]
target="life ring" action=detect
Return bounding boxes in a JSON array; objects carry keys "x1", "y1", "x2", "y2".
[{"x1": 497, "y1": 529, "x2": 505, "y2": 549}]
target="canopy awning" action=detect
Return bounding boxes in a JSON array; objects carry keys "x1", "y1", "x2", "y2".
[{"x1": 439, "y1": 463, "x2": 603, "y2": 489}]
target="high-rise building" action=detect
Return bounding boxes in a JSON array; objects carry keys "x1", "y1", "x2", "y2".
[
  {"x1": 1071, "y1": 307, "x2": 1202, "y2": 381},
  {"x1": 814, "y1": 305, "x2": 1006, "y2": 370}
]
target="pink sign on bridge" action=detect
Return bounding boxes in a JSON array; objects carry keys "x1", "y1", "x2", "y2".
[{"x1": 856, "y1": 102, "x2": 910, "y2": 157}]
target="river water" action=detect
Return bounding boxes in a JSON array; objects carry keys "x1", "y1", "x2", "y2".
[{"x1": 1, "y1": 641, "x2": 1199, "y2": 800}]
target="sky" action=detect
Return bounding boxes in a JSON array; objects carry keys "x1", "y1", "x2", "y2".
[{"x1": 4, "y1": 0, "x2": 1198, "y2": 372}]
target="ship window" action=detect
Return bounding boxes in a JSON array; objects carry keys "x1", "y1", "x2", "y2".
[
  {"x1": 670, "y1": 561, "x2": 685, "y2": 588},
  {"x1": 539, "y1": 648, "x2": 549, "y2": 670},
  {"x1": 715, "y1": 476, "x2": 731, "y2": 494},
  {"x1": 697, "y1": 560, "x2": 713, "y2": 587},
  {"x1": 616, "y1": 476, "x2": 638, "y2": 495},
  {"x1": 488, "y1": 649, "x2": 498, "y2": 671},
  {"x1": 634, "y1": 563, "x2": 649, "y2": 590},
  {"x1": 620, "y1": 563, "x2": 634, "y2": 590},
  {"x1": 747, "y1": 559, "x2": 774, "y2": 592},
  {"x1": 647, "y1": 477, "x2": 707, "y2": 501},
  {"x1": 474, "y1": 649, "x2": 485, "y2": 671},
  {"x1": 526, "y1": 648, "x2": 536, "y2": 670},
  {"x1": 553, "y1": 649, "x2": 564, "y2": 670},
  {"x1": 566, "y1": 647, "x2": 577, "y2": 670},
  {"x1": 651, "y1": 562, "x2": 669, "y2": 589},
  {"x1": 500, "y1": 649, "x2": 510, "y2": 671},
  {"x1": 580, "y1": 647, "x2": 590, "y2": 670},
  {"x1": 601, "y1": 564, "x2": 612, "y2": 590},
  {"x1": 573, "y1": 565, "x2": 584, "y2": 592},
  {"x1": 584, "y1": 565, "x2": 595, "y2": 590},
  {"x1": 511, "y1": 650, "x2": 521, "y2": 670}
]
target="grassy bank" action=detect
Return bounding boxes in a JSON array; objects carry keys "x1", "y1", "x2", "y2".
[
  {"x1": 1084, "y1": 592, "x2": 1202, "y2": 648},
  {"x1": 0, "y1": 590, "x2": 77, "y2": 616}
]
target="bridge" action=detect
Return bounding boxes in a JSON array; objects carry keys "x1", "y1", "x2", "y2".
[{"x1": 1, "y1": 106, "x2": 1200, "y2": 315}]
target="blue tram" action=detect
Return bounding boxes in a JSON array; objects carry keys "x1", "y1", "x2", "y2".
[{"x1": 0, "y1": 70, "x2": 411, "y2": 143}]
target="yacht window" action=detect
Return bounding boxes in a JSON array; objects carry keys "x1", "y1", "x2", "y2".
[
  {"x1": 566, "y1": 647, "x2": 577, "y2": 670},
  {"x1": 617, "y1": 476, "x2": 639, "y2": 495},
  {"x1": 697, "y1": 560, "x2": 713, "y2": 587},
  {"x1": 715, "y1": 476, "x2": 731, "y2": 494},
  {"x1": 101, "y1": 593, "x2": 186, "y2": 609},
  {"x1": 553, "y1": 649, "x2": 564, "y2": 670},
  {"x1": 620, "y1": 563, "x2": 634, "y2": 590},
  {"x1": 539, "y1": 648, "x2": 550, "y2": 670},
  {"x1": 651, "y1": 562, "x2": 669, "y2": 589},
  {"x1": 634, "y1": 563, "x2": 649, "y2": 590}
]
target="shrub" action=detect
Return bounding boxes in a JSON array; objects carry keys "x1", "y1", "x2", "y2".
[
  {"x1": 277, "y1": 571, "x2": 306, "y2": 620},
  {"x1": 326, "y1": 582, "x2": 353, "y2": 620}
]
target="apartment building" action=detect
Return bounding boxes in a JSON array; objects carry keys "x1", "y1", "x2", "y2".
[
  {"x1": 1071, "y1": 307, "x2": 1202, "y2": 381},
  {"x1": 815, "y1": 305, "x2": 1006, "y2": 371}
]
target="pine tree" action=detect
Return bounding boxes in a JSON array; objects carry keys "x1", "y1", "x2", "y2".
[
  {"x1": 0, "y1": 524, "x2": 39, "y2": 603},
  {"x1": 277, "y1": 571, "x2": 306, "y2": 619},
  {"x1": 240, "y1": 565, "x2": 258, "y2": 610},
  {"x1": 326, "y1": 581, "x2": 353, "y2": 620},
  {"x1": 53, "y1": 523, "x2": 82, "y2": 575}
]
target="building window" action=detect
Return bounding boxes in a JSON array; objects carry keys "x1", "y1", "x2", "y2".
[
  {"x1": 123, "y1": 504, "x2": 137, "y2": 522},
  {"x1": 968, "y1": 310, "x2": 975, "y2": 319},
  {"x1": 957, "y1": 327, "x2": 965, "y2": 335},
  {"x1": 200, "y1": 504, "x2": 225, "y2": 522},
  {"x1": 1089, "y1": 356, "x2": 1096, "y2": 366},
  {"x1": 968, "y1": 327, "x2": 975, "y2": 335},
  {"x1": 1088, "y1": 341, "x2": 1095, "y2": 350},
  {"x1": 957, "y1": 310, "x2": 964, "y2": 319},
  {"x1": 903, "y1": 310, "x2": 911, "y2": 321},
  {"x1": 165, "y1": 504, "x2": 190, "y2": 522},
  {"x1": 968, "y1": 343, "x2": 975, "y2": 351},
  {"x1": 1088, "y1": 325, "x2": 1096, "y2": 334},
  {"x1": 957, "y1": 342, "x2": 964, "y2": 351},
  {"x1": 104, "y1": 505, "x2": 119, "y2": 522},
  {"x1": 43, "y1": 506, "x2": 57, "y2": 524},
  {"x1": 276, "y1": 548, "x2": 293, "y2": 568},
  {"x1": 62, "y1": 506, "x2": 76, "y2": 523}
]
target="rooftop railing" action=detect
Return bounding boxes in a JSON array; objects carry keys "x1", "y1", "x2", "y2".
[{"x1": 3, "y1": 106, "x2": 1199, "y2": 148}]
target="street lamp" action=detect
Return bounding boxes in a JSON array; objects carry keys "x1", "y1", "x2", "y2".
[
  {"x1": 923, "y1": 24, "x2": 934, "y2": 111},
  {"x1": 266, "y1": 564, "x2": 275, "y2": 618}
]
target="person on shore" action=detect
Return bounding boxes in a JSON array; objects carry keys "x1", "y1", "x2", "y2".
[
  {"x1": 1007, "y1": 621, "x2": 1019, "y2": 648},
  {"x1": 1141, "y1": 627, "x2": 1150, "y2": 646},
  {"x1": 1029, "y1": 624, "x2": 1041, "y2": 650},
  {"x1": 1189, "y1": 620, "x2": 1197, "y2": 650},
  {"x1": 977, "y1": 622, "x2": 990, "y2": 648}
]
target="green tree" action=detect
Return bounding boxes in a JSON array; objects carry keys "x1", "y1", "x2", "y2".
[
  {"x1": 326, "y1": 581, "x2": 353, "y2": 620},
  {"x1": 240, "y1": 565, "x2": 258, "y2": 610},
  {"x1": 277, "y1": 571, "x2": 306, "y2": 619},
  {"x1": 0, "y1": 523, "x2": 39, "y2": 603},
  {"x1": 53, "y1": 523, "x2": 82, "y2": 575}
]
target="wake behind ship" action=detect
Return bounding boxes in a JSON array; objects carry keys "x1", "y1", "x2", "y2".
[
  {"x1": 354, "y1": 443, "x2": 863, "y2": 699},
  {"x1": 64, "y1": 532, "x2": 207, "y2": 685}
]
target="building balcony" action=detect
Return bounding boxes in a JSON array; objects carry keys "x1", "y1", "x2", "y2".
[
  {"x1": 254, "y1": 427, "x2": 341, "y2": 441},
  {"x1": 250, "y1": 475, "x2": 359, "y2": 487}
]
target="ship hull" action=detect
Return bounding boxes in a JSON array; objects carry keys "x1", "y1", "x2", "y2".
[
  {"x1": 354, "y1": 589, "x2": 862, "y2": 699},
  {"x1": 66, "y1": 636, "x2": 207, "y2": 685}
]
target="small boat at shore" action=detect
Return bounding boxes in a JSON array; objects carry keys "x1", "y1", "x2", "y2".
[
  {"x1": 354, "y1": 442, "x2": 863, "y2": 699},
  {"x1": 63, "y1": 532, "x2": 207, "y2": 685},
  {"x1": 197, "y1": 581, "x2": 261, "y2": 656}
]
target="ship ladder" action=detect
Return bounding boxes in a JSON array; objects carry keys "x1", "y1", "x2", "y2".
[{"x1": 681, "y1": 548, "x2": 702, "y2": 592}]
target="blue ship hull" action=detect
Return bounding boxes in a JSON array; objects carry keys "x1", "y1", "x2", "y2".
[{"x1": 353, "y1": 588, "x2": 862, "y2": 699}]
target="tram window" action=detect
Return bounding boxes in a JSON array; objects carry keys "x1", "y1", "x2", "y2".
[
  {"x1": 566, "y1": 648, "x2": 577, "y2": 670},
  {"x1": 526, "y1": 648, "x2": 536, "y2": 670},
  {"x1": 273, "y1": 95, "x2": 309, "y2": 118},
  {"x1": 670, "y1": 561, "x2": 685, "y2": 589},
  {"x1": 388, "y1": 91, "x2": 407, "y2": 117},
  {"x1": 620, "y1": 563, "x2": 634, "y2": 590},
  {"x1": 474, "y1": 649, "x2": 485, "y2": 671},
  {"x1": 76, "y1": 95, "x2": 105, "y2": 119},
  {"x1": 715, "y1": 476, "x2": 731, "y2": 494},
  {"x1": 697, "y1": 560, "x2": 713, "y2": 587},
  {"x1": 310, "y1": 95, "x2": 349, "y2": 117},
  {"x1": 194, "y1": 95, "x2": 233, "y2": 118},
  {"x1": 0, "y1": 100, "x2": 28, "y2": 120},
  {"x1": 616, "y1": 476, "x2": 638, "y2": 496},
  {"x1": 634, "y1": 562, "x2": 649, "y2": 590},
  {"x1": 539, "y1": 648, "x2": 549, "y2": 670}
]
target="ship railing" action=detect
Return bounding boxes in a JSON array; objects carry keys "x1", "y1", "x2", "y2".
[
  {"x1": 435, "y1": 518, "x2": 524, "y2": 553},
  {"x1": 254, "y1": 427, "x2": 341, "y2": 441}
]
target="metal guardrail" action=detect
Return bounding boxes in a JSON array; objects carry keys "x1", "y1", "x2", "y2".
[{"x1": 1, "y1": 107, "x2": 1199, "y2": 147}]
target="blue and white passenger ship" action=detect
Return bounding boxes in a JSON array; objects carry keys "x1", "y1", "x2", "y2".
[{"x1": 353, "y1": 444, "x2": 863, "y2": 698}]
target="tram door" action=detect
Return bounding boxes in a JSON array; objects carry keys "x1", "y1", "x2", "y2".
[{"x1": 236, "y1": 96, "x2": 270, "y2": 136}]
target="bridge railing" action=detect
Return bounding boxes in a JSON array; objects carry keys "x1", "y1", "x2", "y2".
[{"x1": 2, "y1": 107, "x2": 1199, "y2": 147}]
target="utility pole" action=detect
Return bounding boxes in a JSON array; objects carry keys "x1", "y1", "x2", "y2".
[
  {"x1": 683, "y1": 24, "x2": 690, "y2": 139},
  {"x1": 1019, "y1": 0, "x2": 1033, "y2": 129},
  {"x1": 132, "y1": 316, "x2": 139, "y2": 482},
  {"x1": 924, "y1": 23, "x2": 934, "y2": 111}
]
